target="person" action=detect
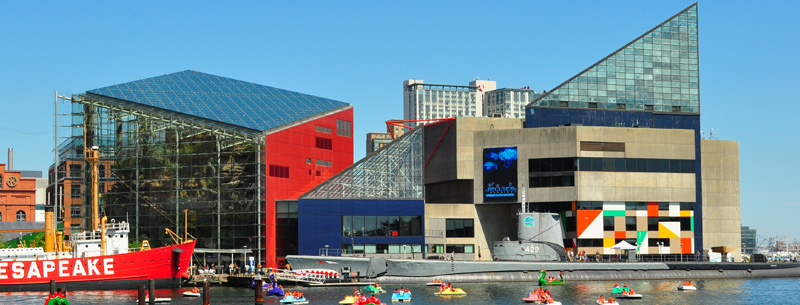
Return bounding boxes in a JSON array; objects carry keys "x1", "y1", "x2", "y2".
[
  {"x1": 368, "y1": 294, "x2": 379, "y2": 304},
  {"x1": 285, "y1": 263, "x2": 291, "y2": 270},
  {"x1": 597, "y1": 295, "x2": 606, "y2": 304},
  {"x1": 608, "y1": 297, "x2": 615, "y2": 303},
  {"x1": 404, "y1": 288, "x2": 410, "y2": 295},
  {"x1": 192, "y1": 287, "x2": 199, "y2": 293},
  {"x1": 629, "y1": 287, "x2": 635, "y2": 295}
]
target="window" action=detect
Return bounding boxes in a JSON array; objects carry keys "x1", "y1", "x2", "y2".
[
  {"x1": 269, "y1": 165, "x2": 289, "y2": 178},
  {"x1": 99, "y1": 165, "x2": 106, "y2": 178},
  {"x1": 71, "y1": 206, "x2": 81, "y2": 218},
  {"x1": 316, "y1": 126, "x2": 332, "y2": 134},
  {"x1": 316, "y1": 160, "x2": 332, "y2": 167},
  {"x1": 445, "y1": 244, "x2": 474, "y2": 254},
  {"x1": 0, "y1": 212, "x2": 2, "y2": 221},
  {"x1": 315, "y1": 137, "x2": 333, "y2": 150},
  {"x1": 626, "y1": 216, "x2": 637, "y2": 231},
  {"x1": 342, "y1": 215, "x2": 422, "y2": 237},
  {"x1": 16, "y1": 211, "x2": 26, "y2": 222},
  {"x1": 446, "y1": 219, "x2": 474, "y2": 238},
  {"x1": 680, "y1": 217, "x2": 692, "y2": 231},
  {"x1": 603, "y1": 216, "x2": 615, "y2": 231},
  {"x1": 70, "y1": 184, "x2": 81, "y2": 198},
  {"x1": 69, "y1": 164, "x2": 82, "y2": 178},
  {"x1": 337, "y1": 120, "x2": 351, "y2": 137}
]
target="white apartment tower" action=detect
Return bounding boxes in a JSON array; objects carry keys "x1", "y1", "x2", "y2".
[
  {"x1": 403, "y1": 79, "x2": 540, "y2": 124},
  {"x1": 403, "y1": 79, "x2": 496, "y2": 124}
]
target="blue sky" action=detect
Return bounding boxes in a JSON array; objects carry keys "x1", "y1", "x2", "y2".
[{"x1": 1, "y1": 1, "x2": 798, "y2": 242}]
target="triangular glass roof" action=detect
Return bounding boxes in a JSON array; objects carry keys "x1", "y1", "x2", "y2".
[
  {"x1": 528, "y1": 3, "x2": 698, "y2": 114},
  {"x1": 302, "y1": 127, "x2": 424, "y2": 199},
  {"x1": 87, "y1": 70, "x2": 349, "y2": 131}
]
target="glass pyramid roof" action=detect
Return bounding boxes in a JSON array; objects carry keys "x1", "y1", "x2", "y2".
[
  {"x1": 302, "y1": 127, "x2": 424, "y2": 199},
  {"x1": 87, "y1": 70, "x2": 349, "y2": 131},
  {"x1": 528, "y1": 3, "x2": 699, "y2": 114}
]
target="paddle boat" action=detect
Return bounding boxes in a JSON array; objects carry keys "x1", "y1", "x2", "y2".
[
  {"x1": 339, "y1": 295, "x2": 356, "y2": 304},
  {"x1": 280, "y1": 293, "x2": 309, "y2": 304},
  {"x1": 361, "y1": 284, "x2": 386, "y2": 293},
  {"x1": 353, "y1": 295, "x2": 386, "y2": 305},
  {"x1": 596, "y1": 298, "x2": 619, "y2": 305},
  {"x1": 182, "y1": 287, "x2": 201, "y2": 297},
  {"x1": 145, "y1": 297, "x2": 172, "y2": 303},
  {"x1": 538, "y1": 269, "x2": 565, "y2": 286},
  {"x1": 434, "y1": 287, "x2": 466, "y2": 296},
  {"x1": 523, "y1": 291, "x2": 542, "y2": 303},
  {"x1": 615, "y1": 293, "x2": 642, "y2": 299},
  {"x1": 391, "y1": 289, "x2": 412, "y2": 302},
  {"x1": 678, "y1": 280, "x2": 697, "y2": 290},
  {"x1": 426, "y1": 279, "x2": 444, "y2": 286}
]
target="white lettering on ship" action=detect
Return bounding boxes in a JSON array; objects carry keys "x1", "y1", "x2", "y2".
[
  {"x1": 58, "y1": 260, "x2": 69, "y2": 277},
  {"x1": 0, "y1": 258, "x2": 115, "y2": 279},
  {"x1": 43, "y1": 261, "x2": 55, "y2": 277},
  {"x1": 88, "y1": 259, "x2": 100, "y2": 276},
  {"x1": 11, "y1": 262, "x2": 24, "y2": 279}
]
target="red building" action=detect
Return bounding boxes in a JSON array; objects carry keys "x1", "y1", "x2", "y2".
[
  {"x1": 56, "y1": 70, "x2": 354, "y2": 269},
  {"x1": 265, "y1": 109, "x2": 353, "y2": 267},
  {"x1": 0, "y1": 163, "x2": 36, "y2": 222}
]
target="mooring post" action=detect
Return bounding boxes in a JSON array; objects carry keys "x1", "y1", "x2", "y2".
[
  {"x1": 148, "y1": 279, "x2": 155, "y2": 305},
  {"x1": 203, "y1": 280, "x2": 211, "y2": 305},
  {"x1": 49, "y1": 279, "x2": 55, "y2": 295},
  {"x1": 138, "y1": 285, "x2": 146, "y2": 305},
  {"x1": 254, "y1": 275, "x2": 263, "y2": 305}
]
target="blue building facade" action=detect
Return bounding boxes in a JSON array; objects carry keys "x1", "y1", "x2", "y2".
[{"x1": 298, "y1": 199, "x2": 425, "y2": 256}]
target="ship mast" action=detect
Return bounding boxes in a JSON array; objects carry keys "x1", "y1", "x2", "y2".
[{"x1": 86, "y1": 145, "x2": 100, "y2": 232}]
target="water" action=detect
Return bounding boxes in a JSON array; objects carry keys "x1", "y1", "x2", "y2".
[{"x1": 4, "y1": 278, "x2": 799, "y2": 304}]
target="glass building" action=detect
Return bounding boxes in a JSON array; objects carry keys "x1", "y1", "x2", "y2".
[
  {"x1": 529, "y1": 5, "x2": 698, "y2": 113},
  {"x1": 51, "y1": 70, "x2": 354, "y2": 267},
  {"x1": 526, "y1": 3, "x2": 705, "y2": 251},
  {"x1": 484, "y1": 88, "x2": 542, "y2": 119}
]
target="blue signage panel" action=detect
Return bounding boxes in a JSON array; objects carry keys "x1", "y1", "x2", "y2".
[{"x1": 483, "y1": 147, "x2": 518, "y2": 202}]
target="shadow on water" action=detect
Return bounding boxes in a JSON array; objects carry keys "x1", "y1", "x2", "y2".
[{"x1": 3, "y1": 278, "x2": 800, "y2": 304}]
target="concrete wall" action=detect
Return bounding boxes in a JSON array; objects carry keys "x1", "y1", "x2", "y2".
[{"x1": 701, "y1": 140, "x2": 741, "y2": 261}]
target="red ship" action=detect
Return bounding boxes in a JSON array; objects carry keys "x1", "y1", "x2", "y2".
[{"x1": 0, "y1": 146, "x2": 196, "y2": 291}]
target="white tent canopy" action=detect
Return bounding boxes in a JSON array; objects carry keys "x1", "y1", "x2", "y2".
[{"x1": 611, "y1": 241, "x2": 638, "y2": 250}]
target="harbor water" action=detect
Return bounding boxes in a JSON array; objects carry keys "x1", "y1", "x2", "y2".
[{"x1": 4, "y1": 278, "x2": 799, "y2": 304}]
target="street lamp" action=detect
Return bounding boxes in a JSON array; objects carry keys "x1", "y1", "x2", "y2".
[
  {"x1": 680, "y1": 243, "x2": 683, "y2": 262},
  {"x1": 243, "y1": 246, "x2": 248, "y2": 274},
  {"x1": 658, "y1": 242, "x2": 664, "y2": 261}
]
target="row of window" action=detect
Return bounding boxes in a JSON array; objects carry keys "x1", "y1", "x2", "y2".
[
  {"x1": 603, "y1": 216, "x2": 691, "y2": 231},
  {"x1": 342, "y1": 215, "x2": 422, "y2": 237},
  {"x1": 529, "y1": 157, "x2": 695, "y2": 174},
  {"x1": 342, "y1": 244, "x2": 422, "y2": 254},
  {"x1": 429, "y1": 244, "x2": 475, "y2": 254},
  {"x1": 314, "y1": 120, "x2": 351, "y2": 138},
  {"x1": 0, "y1": 211, "x2": 27, "y2": 222},
  {"x1": 577, "y1": 202, "x2": 694, "y2": 211},
  {"x1": 576, "y1": 238, "x2": 674, "y2": 248},
  {"x1": 316, "y1": 160, "x2": 332, "y2": 167}
]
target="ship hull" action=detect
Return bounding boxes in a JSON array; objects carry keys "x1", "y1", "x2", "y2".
[{"x1": 0, "y1": 240, "x2": 196, "y2": 291}]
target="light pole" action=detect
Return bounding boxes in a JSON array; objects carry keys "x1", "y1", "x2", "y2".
[
  {"x1": 243, "y1": 245, "x2": 247, "y2": 274},
  {"x1": 658, "y1": 242, "x2": 663, "y2": 261},
  {"x1": 681, "y1": 243, "x2": 683, "y2": 262}
]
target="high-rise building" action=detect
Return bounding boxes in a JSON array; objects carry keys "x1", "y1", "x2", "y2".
[
  {"x1": 366, "y1": 132, "x2": 393, "y2": 154},
  {"x1": 484, "y1": 88, "x2": 542, "y2": 119},
  {"x1": 403, "y1": 79, "x2": 495, "y2": 124},
  {"x1": 741, "y1": 226, "x2": 757, "y2": 254}
]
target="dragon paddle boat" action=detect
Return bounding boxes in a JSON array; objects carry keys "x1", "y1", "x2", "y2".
[
  {"x1": 678, "y1": 280, "x2": 697, "y2": 290},
  {"x1": 538, "y1": 269, "x2": 565, "y2": 286}
]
